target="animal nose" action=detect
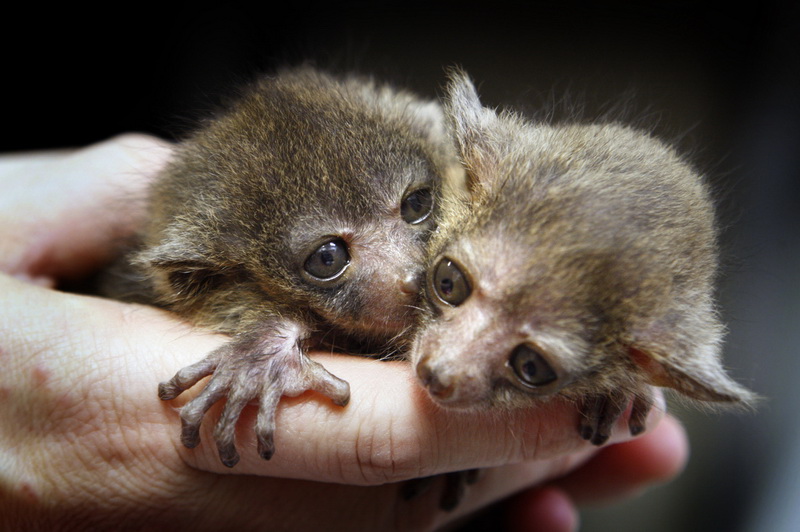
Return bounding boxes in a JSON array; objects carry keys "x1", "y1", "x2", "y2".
[
  {"x1": 416, "y1": 355, "x2": 455, "y2": 400},
  {"x1": 398, "y1": 271, "x2": 421, "y2": 296}
]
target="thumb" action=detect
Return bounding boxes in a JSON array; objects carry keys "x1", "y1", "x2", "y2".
[{"x1": 0, "y1": 134, "x2": 172, "y2": 282}]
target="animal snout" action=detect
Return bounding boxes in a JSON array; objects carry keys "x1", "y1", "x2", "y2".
[
  {"x1": 398, "y1": 271, "x2": 422, "y2": 296},
  {"x1": 416, "y1": 355, "x2": 455, "y2": 401}
]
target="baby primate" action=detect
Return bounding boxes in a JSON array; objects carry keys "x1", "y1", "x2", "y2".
[
  {"x1": 107, "y1": 67, "x2": 461, "y2": 466},
  {"x1": 412, "y1": 69, "x2": 756, "y2": 446}
]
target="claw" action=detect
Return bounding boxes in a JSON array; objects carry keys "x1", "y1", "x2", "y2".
[
  {"x1": 214, "y1": 390, "x2": 251, "y2": 467},
  {"x1": 440, "y1": 469, "x2": 483, "y2": 511},
  {"x1": 439, "y1": 472, "x2": 467, "y2": 512},
  {"x1": 401, "y1": 470, "x2": 481, "y2": 511},
  {"x1": 578, "y1": 392, "x2": 627, "y2": 446},
  {"x1": 218, "y1": 444, "x2": 240, "y2": 468},
  {"x1": 180, "y1": 417, "x2": 202, "y2": 449},
  {"x1": 401, "y1": 476, "x2": 435, "y2": 501},
  {"x1": 302, "y1": 357, "x2": 351, "y2": 406},
  {"x1": 578, "y1": 388, "x2": 656, "y2": 443},
  {"x1": 255, "y1": 388, "x2": 281, "y2": 461},
  {"x1": 158, "y1": 381, "x2": 180, "y2": 401},
  {"x1": 159, "y1": 353, "x2": 221, "y2": 400},
  {"x1": 159, "y1": 322, "x2": 351, "y2": 465},
  {"x1": 176, "y1": 371, "x2": 229, "y2": 448},
  {"x1": 629, "y1": 393, "x2": 654, "y2": 436},
  {"x1": 258, "y1": 435, "x2": 276, "y2": 461},
  {"x1": 592, "y1": 431, "x2": 610, "y2": 446},
  {"x1": 464, "y1": 468, "x2": 481, "y2": 485}
]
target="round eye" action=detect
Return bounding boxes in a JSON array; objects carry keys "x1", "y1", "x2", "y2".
[
  {"x1": 401, "y1": 188, "x2": 434, "y2": 224},
  {"x1": 509, "y1": 344, "x2": 557, "y2": 388},
  {"x1": 432, "y1": 258, "x2": 471, "y2": 306},
  {"x1": 304, "y1": 239, "x2": 350, "y2": 281}
]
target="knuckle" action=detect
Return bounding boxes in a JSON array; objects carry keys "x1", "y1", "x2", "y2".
[{"x1": 352, "y1": 415, "x2": 428, "y2": 486}]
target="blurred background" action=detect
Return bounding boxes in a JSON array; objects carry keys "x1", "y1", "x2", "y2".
[{"x1": 3, "y1": 2, "x2": 797, "y2": 530}]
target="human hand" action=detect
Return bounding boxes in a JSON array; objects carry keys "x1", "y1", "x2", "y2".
[
  {"x1": 0, "y1": 135, "x2": 685, "y2": 531},
  {"x1": 501, "y1": 415, "x2": 688, "y2": 531}
]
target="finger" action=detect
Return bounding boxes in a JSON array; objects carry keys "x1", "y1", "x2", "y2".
[
  {"x1": 552, "y1": 414, "x2": 689, "y2": 505},
  {"x1": 0, "y1": 276, "x2": 592, "y2": 531},
  {"x1": 178, "y1": 350, "x2": 665, "y2": 484},
  {"x1": 504, "y1": 486, "x2": 579, "y2": 532},
  {"x1": 141, "y1": 461, "x2": 584, "y2": 532},
  {"x1": 429, "y1": 455, "x2": 592, "y2": 529},
  {"x1": 437, "y1": 411, "x2": 679, "y2": 531},
  {"x1": 0, "y1": 134, "x2": 172, "y2": 280},
  {"x1": 0, "y1": 276, "x2": 659, "y2": 492}
]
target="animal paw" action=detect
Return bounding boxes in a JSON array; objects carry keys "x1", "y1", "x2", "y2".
[
  {"x1": 578, "y1": 389, "x2": 653, "y2": 445},
  {"x1": 159, "y1": 327, "x2": 350, "y2": 466},
  {"x1": 402, "y1": 469, "x2": 481, "y2": 511}
]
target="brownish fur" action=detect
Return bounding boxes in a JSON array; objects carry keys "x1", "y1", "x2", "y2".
[
  {"x1": 411, "y1": 69, "x2": 757, "y2": 445},
  {"x1": 104, "y1": 66, "x2": 463, "y2": 465}
]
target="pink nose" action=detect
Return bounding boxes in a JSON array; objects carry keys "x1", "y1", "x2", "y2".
[{"x1": 416, "y1": 356, "x2": 455, "y2": 400}]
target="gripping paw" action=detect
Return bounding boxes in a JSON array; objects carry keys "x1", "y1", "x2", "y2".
[
  {"x1": 159, "y1": 326, "x2": 350, "y2": 466},
  {"x1": 402, "y1": 469, "x2": 482, "y2": 511},
  {"x1": 578, "y1": 389, "x2": 654, "y2": 445}
]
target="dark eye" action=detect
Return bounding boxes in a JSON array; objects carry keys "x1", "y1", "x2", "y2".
[
  {"x1": 432, "y1": 258, "x2": 471, "y2": 306},
  {"x1": 401, "y1": 188, "x2": 434, "y2": 224},
  {"x1": 509, "y1": 344, "x2": 557, "y2": 388},
  {"x1": 304, "y1": 238, "x2": 350, "y2": 281}
]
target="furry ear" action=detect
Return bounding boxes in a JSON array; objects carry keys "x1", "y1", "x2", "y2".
[
  {"x1": 443, "y1": 67, "x2": 502, "y2": 194},
  {"x1": 134, "y1": 240, "x2": 230, "y2": 303},
  {"x1": 443, "y1": 67, "x2": 491, "y2": 136},
  {"x1": 628, "y1": 335, "x2": 758, "y2": 407}
]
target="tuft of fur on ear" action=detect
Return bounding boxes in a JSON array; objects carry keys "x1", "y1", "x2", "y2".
[
  {"x1": 443, "y1": 67, "x2": 504, "y2": 194},
  {"x1": 628, "y1": 342, "x2": 760, "y2": 409},
  {"x1": 133, "y1": 238, "x2": 229, "y2": 305}
]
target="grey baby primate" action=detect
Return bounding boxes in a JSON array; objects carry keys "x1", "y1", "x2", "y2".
[
  {"x1": 105, "y1": 66, "x2": 462, "y2": 466},
  {"x1": 411, "y1": 69, "x2": 756, "y2": 445}
]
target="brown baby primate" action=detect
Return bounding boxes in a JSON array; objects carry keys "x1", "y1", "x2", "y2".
[
  {"x1": 411, "y1": 69, "x2": 757, "y2": 446},
  {"x1": 107, "y1": 67, "x2": 461, "y2": 466}
]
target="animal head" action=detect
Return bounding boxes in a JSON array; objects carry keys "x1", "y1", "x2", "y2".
[
  {"x1": 411, "y1": 68, "x2": 756, "y2": 409},
  {"x1": 137, "y1": 67, "x2": 463, "y2": 341}
]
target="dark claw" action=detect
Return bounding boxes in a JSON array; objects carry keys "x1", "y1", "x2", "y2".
[
  {"x1": 334, "y1": 393, "x2": 350, "y2": 407},
  {"x1": 591, "y1": 432, "x2": 610, "y2": 446},
  {"x1": 401, "y1": 469, "x2": 483, "y2": 510},
  {"x1": 439, "y1": 470, "x2": 471, "y2": 511},
  {"x1": 180, "y1": 418, "x2": 201, "y2": 449},
  {"x1": 578, "y1": 392, "x2": 627, "y2": 446},
  {"x1": 159, "y1": 354, "x2": 221, "y2": 402},
  {"x1": 401, "y1": 476, "x2": 435, "y2": 501},
  {"x1": 628, "y1": 394, "x2": 654, "y2": 436},
  {"x1": 257, "y1": 432, "x2": 275, "y2": 461},
  {"x1": 219, "y1": 445, "x2": 240, "y2": 468},
  {"x1": 305, "y1": 358, "x2": 351, "y2": 407},
  {"x1": 158, "y1": 381, "x2": 180, "y2": 401},
  {"x1": 464, "y1": 468, "x2": 481, "y2": 485},
  {"x1": 160, "y1": 327, "x2": 351, "y2": 465}
]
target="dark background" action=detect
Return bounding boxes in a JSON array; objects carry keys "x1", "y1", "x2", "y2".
[{"x1": 4, "y1": 2, "x2": 798, "y2": 530}]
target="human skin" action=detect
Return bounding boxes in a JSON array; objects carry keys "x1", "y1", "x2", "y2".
[{"x1": 0, "y1": 135, "x2": 687, "y2": 531}]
